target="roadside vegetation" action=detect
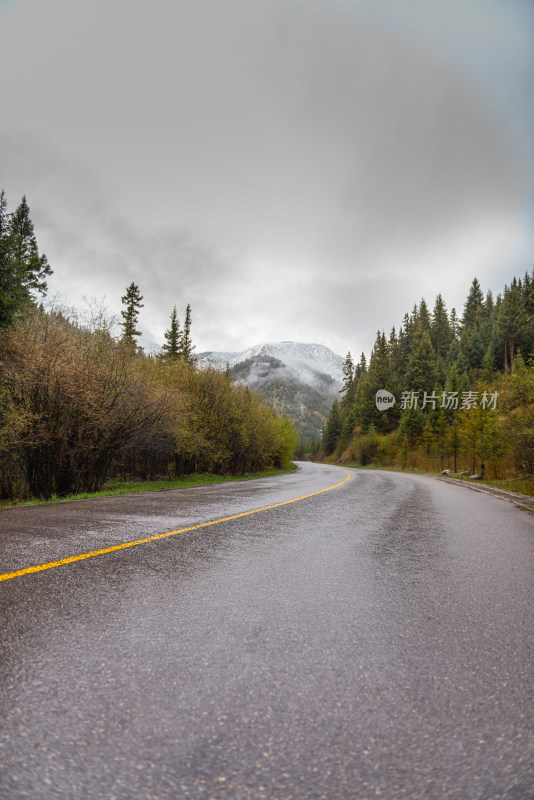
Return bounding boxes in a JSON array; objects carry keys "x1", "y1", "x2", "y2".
[
  {"x1": 319, "y1": 274, "x2": 534, "y2": 496},
  {"x1": 0, "y1": 466, "x2": 298, "y2": 508},
  {"x1": 0, "y1": 191, "x2": 298, "y2": 504}
]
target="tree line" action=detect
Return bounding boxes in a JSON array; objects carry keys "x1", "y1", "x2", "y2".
[
  {"x1": 322, "y1": 274, "x2": 534, "y2": 479},
  {"x1": 0, "y1": 191, "x2": 297, "y2": 501}
]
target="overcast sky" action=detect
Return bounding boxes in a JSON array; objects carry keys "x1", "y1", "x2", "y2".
[{"x1": 1, "y1": 0, "x2": 533, "y2": 357}]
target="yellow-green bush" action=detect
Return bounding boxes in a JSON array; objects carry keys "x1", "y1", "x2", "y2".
[{"x1": 0, "y1": 307, "x2": 297, "y2": 499}]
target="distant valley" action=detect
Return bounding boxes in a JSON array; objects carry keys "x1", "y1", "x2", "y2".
[{"x1": 197, "y1": 342, "x2": 344, "y2": 441}]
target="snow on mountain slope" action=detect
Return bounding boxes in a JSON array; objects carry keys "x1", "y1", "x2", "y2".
[
  {"x1": 197, "y1": 342, "x2": 346, "y2": 440},
  {"x1": 197, "y1": 341, "x2": 344, "y2": 393},
  {"x1": 196, "y1": 342, "x2": 346, "y2": 441}
]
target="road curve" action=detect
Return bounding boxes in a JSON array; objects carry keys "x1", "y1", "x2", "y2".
[{"x1": 0, "y1": 462, "x2": 533, "y2": 799}]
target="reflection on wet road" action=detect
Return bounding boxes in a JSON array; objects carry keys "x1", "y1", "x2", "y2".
[
  {"x1": 0, "y1": 462, "x2": 533, "y2": 799},
  {"x1": 0, "y1": 468, "x2": 350, "y2": 582}
]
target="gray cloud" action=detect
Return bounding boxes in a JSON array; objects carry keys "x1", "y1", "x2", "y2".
[{"x1": 1, "y1": 0, "x2": 532, "y2": 357}]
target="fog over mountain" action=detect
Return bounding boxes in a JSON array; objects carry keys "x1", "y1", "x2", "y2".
[
  {"x1": 197, "y1": 342, "x2": 345, "y2": 441},
  {"x1": 199, "y1": 341, "x2": 343, "y2": 388}
]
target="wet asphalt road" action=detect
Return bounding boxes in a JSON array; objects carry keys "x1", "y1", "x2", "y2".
[{"x1": 0, "y1": 462, "x2": 533, "y2": 800}]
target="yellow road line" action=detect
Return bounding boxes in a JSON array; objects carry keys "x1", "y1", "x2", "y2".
[{"x1": 0, "y1": 470, "x2": 351, "y2": 583}]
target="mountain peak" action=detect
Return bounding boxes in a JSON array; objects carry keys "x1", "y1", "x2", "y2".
[
  {"x1": 196, "y1": 342, "x2": 345, "y2": 440},
  {"x1": 197, "y1": 341, "x2": 344, "y2": 384}
]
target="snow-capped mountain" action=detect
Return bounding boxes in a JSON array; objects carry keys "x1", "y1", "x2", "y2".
[
  {"x1": 198, "y1": 341, "x2": 344, "y2": 391},
  {"x1": 197, "y1": 342, "x2": 345, "y2": 440}
]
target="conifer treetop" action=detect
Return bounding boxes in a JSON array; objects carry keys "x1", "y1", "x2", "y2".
[{"x1": 121, "y1": 282, "x2": 144, "y2": 345}]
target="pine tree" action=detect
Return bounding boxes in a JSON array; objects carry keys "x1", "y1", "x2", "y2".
[
  {"x1": 339, "y1": 352, "x2": 355, "y2": 413},
  {"x1": 161, "y1": 306, "x2": 181, "y2": 361},
  {"x1": 397, "y1": 312, "x2": 415, "y2": 375},
  {"x1": 340, "y1": 405, "x2": 357, "y2": 446},
  {"x1": 519, "y1": 270, "x2": 534, "y2": 360},
  {"x1": 479, "y1": 289, "x2": 497, "y2": 355},
  {"x1": 351, "y1": 353, "x2": 368, "y2": 431},
  {"x1": 398, "y1": 406, "x2": 425, "y2": 445},
  {"x1": 522, "y1": 269, "x2": 534, "y2": 319},
  {"x1": 355, "y1": 352, "x2": 367, "y2": 381},
  {"x1": 431, "y1": 293, "x2": 451, "y2": 361},
  {"x1": 360, "y1": 331, "x2": 397, "y2": 432},
  {"x1": 180, "y1": 303, "x2": 195, "y2": 364},
  {"x1": 450, "y1": 308, "x2": 460, "y2": 340},
  {"x1": 497, "y1": 279, "x2": 526, "y2": 369},
  {"x1": 7, "y1": 195, "x2": 52, "y2": 295},
  {"x1": 323, "y1": 400, "x2": 342, "y2": 456},
  {"x1": 459, "y1": 325, "x2": 486, "y2": 371},
  {"x1": 406, "y1": 325, "x2": 437, "y2": 391},
  {"x1": 367, "y1": 331, "x2": 394, "y2": 388},
  {"x1": 121, "y1": 282, "x2": 144, "y2": 346},
  {"x1": 417, "y1": 298, "x2": 432, "y2": 334},
  {"x1": 0, "y1": 192, "x2": 52, "y2": 328},
  {"x1": 484, "y1": 290, "x2": 495, "y2": 320},
  {"x1": 389, "y1": 327, "x2": 400, "y2": 375},
  {"x1": 481, "y1": 343, "x2": 496, "y2": 382},
  {"x1": 448, "y1": 418, "x2": 461, "y2": 474},
  {"x1": 458, "y1": 280, "x2": 488, "y2": 370},
  {"x1": 462, "y1": 278, "x2": 484, "y2": 330},
  {"x1": 0, "y1": 190, "x2": 14, "y2": 327}
]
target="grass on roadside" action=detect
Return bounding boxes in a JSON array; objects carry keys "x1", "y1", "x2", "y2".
[
  {"x1": 0, "y1": 463, "x2": 299, "y2": 509},
  {"x1": 468, "y1": 476, "x2": 534, "y2": 497},
  {"x1": 337, "y1": 461, "x2": 534, "y2": 497}
]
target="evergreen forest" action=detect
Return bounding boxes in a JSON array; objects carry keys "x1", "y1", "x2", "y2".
[
  {"x1": 322, "y1": 274, "x2": 534, "y2": 484},
  {"x1": 0, "y1": 192, "x2": 297, "y2": 502}
]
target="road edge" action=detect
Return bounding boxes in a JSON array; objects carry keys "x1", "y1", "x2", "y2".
[{"x1": 438, "y1": 476, "x2": 534, "y2": 514}]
